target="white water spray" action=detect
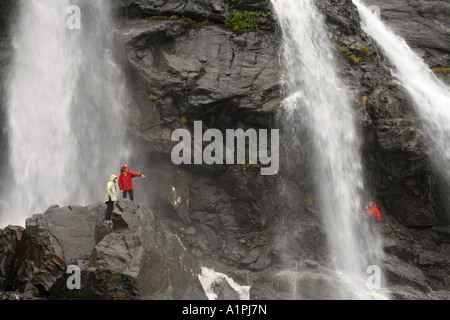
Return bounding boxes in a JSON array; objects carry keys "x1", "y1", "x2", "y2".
[
  {"x1": 2, "y1": 0, "x2": 130, "y2": 227},
  {"x1": 271, "y1": 0, "x2": 386, "y2": 298},
  {"x1": 354, "y1": 0, "x2": 450, "y2": 190},
  {"x1": 198, "y1": 267, "x2": 250, "y2": 300}
]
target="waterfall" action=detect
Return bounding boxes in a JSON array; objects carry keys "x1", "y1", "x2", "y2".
[
  {"x1": 1, "y1": 0, "x2": 130, "y2": 227},
  {"x1": 271, "y1": 0, "x2": 386, "y2": 298},
  {"x1": 354, "y1": 1, "x2": 450, "y2": 194},
  {"x1": 198, "y1": 267, "x2": 251, "y2": 300}
]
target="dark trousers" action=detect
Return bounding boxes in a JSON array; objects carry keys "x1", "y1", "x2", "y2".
[
  {"x1": 123, "y1": 189, "x2": 134, "y2": 201},
  {"x1": 105, "y1": 200, "x2": 114, "y2": 220}
]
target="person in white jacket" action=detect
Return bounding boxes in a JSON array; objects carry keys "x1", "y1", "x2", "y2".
[{"x1": 104, "y1": 174, "x2": 118, "y2": 223}]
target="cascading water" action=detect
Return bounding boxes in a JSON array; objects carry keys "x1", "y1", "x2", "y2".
[
  {"x1": 1, "y1": 0, "x2": 130, "y2": 227},
  {"x1": 198, "y1": 267, "x2": 251, "y2": 300},
  {"x1": 271, "y1": 0, "x2": 387, "y2": 299},
  {"x1": 354, "y1": 0, "x2": 450, "y2": 195}
]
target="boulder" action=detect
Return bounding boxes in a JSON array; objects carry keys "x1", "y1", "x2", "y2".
[
  {"x1": 0, "y1": 225, "x2": 66, "y2": 296},
  {"x1": 0, "y1": 226, "x2": 23, "y2": 289},
  {"x1": 50, "y1": 268, "x2": 141, "y2": 300},
  {"x1": 2, "y1": 200, "x2": 208, "y2": 300},
  {"x1": 25, "y1": 204, "x2": 106, "y2": 262},
  {"x1": 90, "y1": 199, "x2": 207, "y2": 300}
]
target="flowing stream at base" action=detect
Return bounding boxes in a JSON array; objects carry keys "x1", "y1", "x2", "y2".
[
  {"x1": 1, "y1": 0, "x2": 130, "y2": 227},
  {"x1": 354, "y1": 0, "x2": 450, "y2": 197},
  {"x1": 271, "y1": 0, "x2": 387, "y2": 299}
]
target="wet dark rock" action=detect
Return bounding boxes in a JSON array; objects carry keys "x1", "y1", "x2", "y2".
[
  {"x1": 51, "y1": 267, "x2": 141, "y2": 300},
  {"x1": 327, "y1": 1, "x2": 447, "y2": 228},
  {"x1": 0, "y1": 0, "x2": 14, "y2": 35},
  {"x1": 25, "y1": 204, "x2": 104, "y2": 262},
  {"x1": 116, "y1": 17, "x2": 280, "y2": 153},
  {"x1": 383, "y1": 253, "x2": 430, "y2": 292},
  {"x1": 0, "y1": 225, "x2": 66, "y2": 297},
  {"x1": 368, "y1": 0, "x2": 450, "y2": 68},
  {"x1": 1, "y1": 200, "x2": 207, "y2": 300},
  {"x1": 0, "y1": 1, "x2": 13, "y2": 183},
  {"x1": 113, "y1": 0, "x2": 230, "y2": 22},
  {"x1": 380, "y1": 214, "x2": 450, "y2": 294}
]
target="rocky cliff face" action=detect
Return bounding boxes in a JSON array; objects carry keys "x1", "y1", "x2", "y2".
[
  {"x1": 0, "y1": 0, "x2": 449, "y2": 300},
  {"x1": 369, "y1": 0, "x2": 450, "y2": 69},
  {"x1": 1, "y1": 200, "x2": 207, "y2": 300}
]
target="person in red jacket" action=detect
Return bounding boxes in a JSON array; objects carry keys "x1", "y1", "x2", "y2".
[
  {"x1": 118, "y1": 164, "x2": 146, "y2": 201},
  {"x1": 364, "y1": 201, "x2": 381, "y2": 224}
]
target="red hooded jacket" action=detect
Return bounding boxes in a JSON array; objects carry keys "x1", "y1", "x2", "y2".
[
  {"x1": 118, "y1": 170, "x2": 142, "y2": 191},
  {"x1": 365, "y1": 204, "x2": 381, "y2": 222}
]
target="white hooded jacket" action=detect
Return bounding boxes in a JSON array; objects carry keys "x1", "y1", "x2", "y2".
[{"x1": 104, "y1": 175, "x2": 118, "y2": 202}]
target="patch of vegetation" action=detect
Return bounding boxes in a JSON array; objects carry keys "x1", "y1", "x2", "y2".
[
  {"x1": 148, "y1": 94, "x2": 163, "y2": 104},
  {"x1": 223, "y1": 10, "x2": 270, "y2": 32},
  {"x1": 357, "y1": 45, "x2": 371, "y2": 56},
  {"x1": 432, "y1": 67, "x2": 450, "y2": 74},
  {"x1": 331, "y1": 33, "x2": 341, "y2": 41},
  {"x1": 200, "y1": 19, "x2": 215, "y2": 26},
  {"x1": 241, "y1": 158, "x2": 251, "y2": 168},
  {"x1": 146, "y1": 15, "x2": 170, "y2": 20},
  {"x1": 181, "y1": 16, "x2": 195, "y2": 24},
  {"x1": 338, "y1": 45, "x2": 350, "y2": 54},
  {"x1": 348, "y1": 54, "x2": 362, "y2": 65},
  {"x1": 362, "y1": 96, "x2": 368, "y2": 108},
  {"x1": 338, "y1": 45, "x2": 362, "y2": 65},
  {"x1": 45, "y1": 253, "x2": 54, "y2": 261},
  {"x1": 304, "y1": 197, "x2": 314, "y2": 206},
  {"x1": 180, "y1": 116, "x2": 187, "y2": 124}
]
